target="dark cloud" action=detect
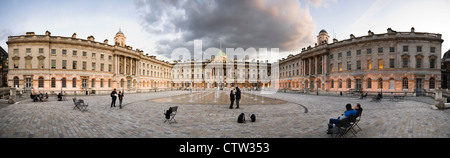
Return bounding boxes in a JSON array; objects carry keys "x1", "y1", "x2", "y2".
[{"x1": 135, "y1": 0, "x2": 316, "y2": 60}]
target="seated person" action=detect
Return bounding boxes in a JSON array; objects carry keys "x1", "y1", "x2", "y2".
[
  {"x1": 39, "y1": 93, "x2": 43, "y2": 101},
  {"x1": 327, "y1": 103, "x2": 358, "y2": 134},
  {"x1": 57, "y1": 93, "x2": 62, "y2": 101},
  {"x1": 353, "y1": 103, "x2": 363, "y2": 117}
]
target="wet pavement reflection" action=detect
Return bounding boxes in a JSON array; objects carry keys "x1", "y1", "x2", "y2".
[{"x1": 151, "y1": 91, "x2": 286, "y2": 105}]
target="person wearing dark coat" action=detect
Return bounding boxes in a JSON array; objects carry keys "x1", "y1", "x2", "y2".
[
  {"x1": 118, "y1": 91, "x2": 124, "y2": 109},
  {"x1": 110, "y1": 89, "x2": 117, "y2": 108},
  {"x1": 229, "y1": 90, "x2": 235, "y2": 109},
  {"x1": 235, "y1": 87, "x2": 241, "y2": 109}
]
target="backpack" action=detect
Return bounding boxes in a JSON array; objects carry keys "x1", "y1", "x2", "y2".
[
  {"x1": 237, "y1": 113, "x2": 245, "y2": 123},
  {"x1": 250, "y1": 114, "x2": 256, "y2": 122}
]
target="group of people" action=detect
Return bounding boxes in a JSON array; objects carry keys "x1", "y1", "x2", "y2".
[
  {"x1": 30, "y1": 92, "x2": 49, "y2": 102},
  {"x1": 229, "y1": 87, "x2": 241, "y2": 109},
  {"x1": 327, "y1": 103, "x2": 363, "y2": 134},
  {"x1": 110, "y1": 88, "x2": 124, "y2": 109}
]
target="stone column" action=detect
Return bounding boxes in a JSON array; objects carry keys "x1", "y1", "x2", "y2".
[
  {"x1": 136, "y1": 60, "x2": 142, "y2": 76},
  {"x1": 315, "y1": 56, "x2": 318, "y2": 75},
  {"x1": 115, "y1": 55, "x2": 119, "y2": 75},
  {"x1": 124, "y1": 57, "x2": 127, "y2": 75},
  {"x1": 302, "y1": 59, "x2": 305, "y2": 76},
  {"x1": 322, "y1": 55, "x2": 325, "y2": 74},
  {"x1": 323, "y1": 55, "x2": 327, "y2": 74},
  {"x1": 130, "y1": 58, "x2": 133, "y2": 76}
]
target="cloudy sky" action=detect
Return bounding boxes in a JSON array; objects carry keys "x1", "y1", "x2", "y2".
[{"x1": 1, "y1": 0, "x2": 449, "y2": 62}]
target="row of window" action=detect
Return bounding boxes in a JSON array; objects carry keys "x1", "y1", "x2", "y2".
[
  {"x1": 13, "y1": 48, "x2": 169, "y2": 77},
  {"x1": 328, "y1": 77, "x2": 436, "y2": 90},
  {"x1": 173, "y1": 73, "x2": 269, "y2": 79},
  {"x1": 331, "y1": 57, "x2": 436, "y2": 72},
  {"x1": 330, "y1": 46, "x2": 436, "y2": 59},
  {"x1": 12, "y1": 77, "x2": 167, "y2": 89},
  {"x1": 280, "y1": 77, "x2": 436, "y2": 90},
  {"x1": 13, "y1": 48, "x2": 113, "y2": 59}
]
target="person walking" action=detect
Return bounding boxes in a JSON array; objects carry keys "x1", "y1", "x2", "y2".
[
  {"x1": 118, "y1": 91, "x2": 124, "y2": 109},
  {"x1": 235, "y1": 86, "x2": 241, "y2": 109},
  {"x1": 229, "y1": 90, "x2": 235, "y2": 109},
  {"x1": 110, "y1": 88, "x2": 117, "y2": 108}
]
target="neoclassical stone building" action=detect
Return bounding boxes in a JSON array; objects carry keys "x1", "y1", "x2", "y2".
[
  {"x1": 276, "y1": 27, "x2": 444, "y2": 95},
  {"x1": 7, "y1": 30, "x2": 172, "y2": 95},
  {"x1": 171, "y1": 49, "x2": 272, "y2": 90}
]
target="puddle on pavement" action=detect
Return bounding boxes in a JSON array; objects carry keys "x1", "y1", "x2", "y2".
[{"x1": 151, "y1": 91, "x2": 286, "y2": 105}]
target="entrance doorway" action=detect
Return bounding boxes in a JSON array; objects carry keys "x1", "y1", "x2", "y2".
[
  {"x1": 25, "y1": 78, "x2": 32, "y2": 91},
  {"x1": 356, "y1": 79, "x2": 362, "y2": 91},
  {"x1": 415, "y1": 78, "x2": 423, "y2": 95}
]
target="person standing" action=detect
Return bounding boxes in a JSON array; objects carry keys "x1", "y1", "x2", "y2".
[
  {"x1": 118, "y1": 91, "x2": 124, "y2": 109},
  {"x1": 235, "y1": 86, "x2": 241, "y2": 109},
  {"x1": 110, "y1": 88, "x2": 117, "y2": 108},
  {"x1": 229, "y1": 90, "x2": 235, "y2": 109}
]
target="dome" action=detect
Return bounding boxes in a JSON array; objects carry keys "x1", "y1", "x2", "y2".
[
  {"x1": 443, "y1": 49, "x2": 450, "y2": 60},
  {"x1": 217, "y1": 50, "x2": 226, "y2": 56},
  {"x1": 212, "y1": 50, "x2": 229, "y2": 62},
  {"x1": 319, "y1": 29, "x2": 327, "y2": 34}
]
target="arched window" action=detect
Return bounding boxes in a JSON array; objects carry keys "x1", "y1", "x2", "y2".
[
  {"x1": 91, "y1": 79, "x2": 96, "y2": 88},
  {"x1": 72, "y1": 78, "x2": 77, "y2": 88},
  {"x1": 347, "y1": 79, "x2": 351, "y2": 89},
  {"x1": 338, "y1": 79, "x2": 342, "y2": 89},
  {"x1": 378, "y1": 78, "x2": 383, "y2": 89},
  {"x1": 317, "y1": 79, "x2": 321, "y2": 89},
  {"x1": 305, "y1": 80, "x2": 309, "y2": 88},
  {"x1": 13, "y1": 77, "x2": 19, "y2": 88},
  {"x1": 389, "y1": 78, "x2": 395, "y2": 90},
  {"x1": 330, "y1": 79, "x2": 334, "y2": 88},
  {"x1": 61, "y1": 78, "x2": 66, "y2": 88},
  {"x1": 39, "y1": 77, "x2": 44, "y2": 88},
  {"x1": 367, "y1": 78, "x2": 372, "y2": 89},
  {"x1": 51, "y1": 78, "x2": 56, "y2": 88},
  {"x1": 429, "y1": 77, "x2": 435, "y2": 89},
  {"x1": 402, "y1": 77, "x2": 408, "y2": 89}
]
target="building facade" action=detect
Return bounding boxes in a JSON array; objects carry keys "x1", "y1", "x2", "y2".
[
  {"x1": 277, "y1": 27, "x2": 444, "y2": 95},
  {"x1": 441, "y1": 49, "x2": 450, "y2": 89},
  {"x1": 0, "y1": 46, "x2": 8, "y2": 87},
  {"x1": 7, "y1": 30, "x2": 172, "y2": 95},
  {"x1": 171, "y1": 50, "x2": 272, "y2": 90}
]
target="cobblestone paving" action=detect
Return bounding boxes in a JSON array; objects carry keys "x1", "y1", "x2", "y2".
[{"x1": 0, "y1": 91, "x2": 448, "y2": 138}]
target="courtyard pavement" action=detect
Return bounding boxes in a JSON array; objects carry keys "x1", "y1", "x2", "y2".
[{"x1": 0, "y1": 90, "x2": 448, "y2": 138}]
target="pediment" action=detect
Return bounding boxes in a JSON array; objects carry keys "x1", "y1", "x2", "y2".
[
  {"x1": 12, "y1": 56, "x2": 20, "y2": 60},
  {"x1": 37, "y1": 55, "x2": 46, "y2": 60},
  {"x1": 24, "y1": 55, "x2": 33, "y2": 60}
]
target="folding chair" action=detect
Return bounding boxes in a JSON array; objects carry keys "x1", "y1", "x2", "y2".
[
  {"x1": 350, "y1": 110, "x2": 363, "y2": 134},
  {"x1": 332, "y1": 117, "x2": 351, "y2": 138},
  {"x1": 345, "y1": 115, "x2": 357, "y2": 137},
  {"x1": 72, "y1": 98, "x2": 81, "y2": 110},
  {"x1": 78, "y1": 99, "x2": 88, "y2": 112},
  {"x1": 164, "y1": 106, "x2": 178, "y2": 124}
]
